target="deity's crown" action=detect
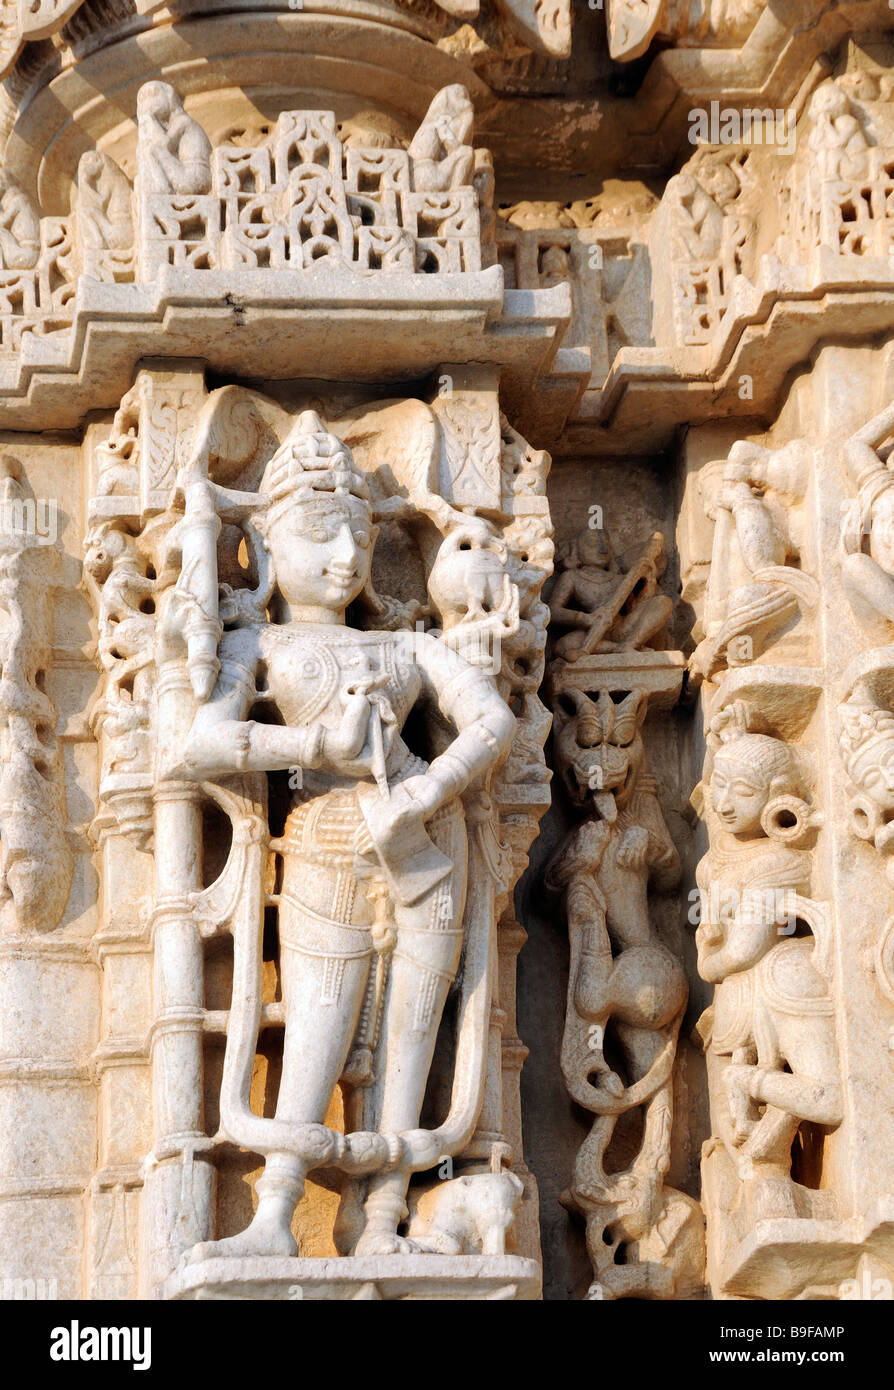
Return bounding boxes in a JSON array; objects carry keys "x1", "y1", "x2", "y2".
[
  {"x1": 839, "y1": 691, "x2": 894, "y2": 780},
  {"x1": 713, "y1": 730, "x2": 793, "y2": 787},
  {"x1": 261, "y1": 410, "x2": 369, "y2": 510}
]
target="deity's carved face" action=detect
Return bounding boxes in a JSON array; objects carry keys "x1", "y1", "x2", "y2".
[
  {"x1": 264, "y1": 493, "x2": 373, "y2": 616},
  {"x1": 851, "y1": 737, "x2": 894, "y2": 813},
  {"x1": 710, "y1": 755, "x2": 772, "y2": 836},
  {"x1": 575, "y1": 527, "x2": 612, "y2": 570}
]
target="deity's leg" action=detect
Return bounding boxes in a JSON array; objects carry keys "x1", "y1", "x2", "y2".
[
  {"x1": 354, "y1": 806, "x2": 467, "y2": 1256},
  {"x1": 189, "y1": 857, "x2": 373, "y2": 1261},
  {"x1": 245, "y1": 937, "x2": 371, "y2": 1251}
]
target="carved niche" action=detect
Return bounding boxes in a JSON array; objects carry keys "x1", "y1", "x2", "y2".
[{"x1": 84, "y1": 366, "x2": 553, "y2": 1300}]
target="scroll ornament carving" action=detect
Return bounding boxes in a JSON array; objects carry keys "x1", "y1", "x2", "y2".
[
  {"x1": 694, "y1": 704, "x2": 840, "y2": 1221},
  {"x1": 84, "y1": 378, "x2": 553, "y2": 1280}
]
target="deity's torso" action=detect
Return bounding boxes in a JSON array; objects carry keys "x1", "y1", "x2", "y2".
[{"x1": 255, "y1": 621, "x2": 423, "y2": 794}]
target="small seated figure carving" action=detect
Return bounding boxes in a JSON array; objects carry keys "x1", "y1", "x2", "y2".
[
  {"x1": 77, "y1": 151, "x2": 133, "y2": 252},
  {"x1": 695, "y1": 709, "x2": 840, "y2": 1219},
  {"x1": 409, "y1": 85, "x2": 474, "y2": 193},
  {"x1": 548, "y1": 525, "x2": 672, "y2": 662},
  {"x1": 666, "y1": 151, "x2": 755, "y2": 283},
  {"x1": 692, "y1": 439, "x2": 813, "y2": 678},
  {"x1": 0, "y1": 172, "x2": 39, "y2": 271},
  {"x1": 406, "y1": 1170, "x2": 523, "y2": 1256},
  {"x1": 137, "y1": 81, "x2": 212, "y2": 196},
  {"x1": 539, "y1": 243, "x2": 570, "y2": 288}
]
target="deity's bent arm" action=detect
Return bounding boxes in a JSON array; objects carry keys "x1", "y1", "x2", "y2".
[
  {"x1": 401, "y1": 628, "x2": 515, "y2": 800},
  {"x1": 160, "y1": 627, "x2": 323, "y2": 780}
]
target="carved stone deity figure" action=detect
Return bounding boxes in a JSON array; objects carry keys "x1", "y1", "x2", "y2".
[
  {"x1": 548, "y1": 525, "x2": 672, "y2": 662},
  {"x1": 839, "y1": 685, "x2": 894, "y2": 880},
  {"x1": 160, "y1": 409, "x2": 517, "y2": 1260},
  {"x1": 136, "y1": 81, "x2": 212, "y2": 196},
  {"x1": 695, "y1": 706, "x2": 840, "y2": 1219},
  {"x1": 0, "y1": 457, "x2": 72, "y2": 933},
  {"x1": 692, "y1": 440, "x2": 814, "y2": 678},
  {"x1": 0, "y1": 172, "x2": 39, "y2": 271},
  {"x1": 547, "y1": 685, "x2": 704, "y2": 1300}
]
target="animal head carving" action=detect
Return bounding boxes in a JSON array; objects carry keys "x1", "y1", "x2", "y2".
[{"x1": 554, "y1": 687, "x2": 647, "y2": 810}]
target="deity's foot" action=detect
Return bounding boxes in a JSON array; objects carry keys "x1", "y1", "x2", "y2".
[
  {"x1": 352, "y1": 1230, "x2": 422, "y2": 1257},
  {"x1": 183, "y1": 1218, "x2": 299, "y2": 1265}
]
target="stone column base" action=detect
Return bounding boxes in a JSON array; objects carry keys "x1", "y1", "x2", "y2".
[{"x1": 164, "y1": 1255, "x2": 542, "y2": 1301}]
